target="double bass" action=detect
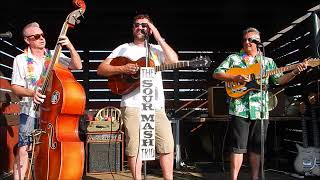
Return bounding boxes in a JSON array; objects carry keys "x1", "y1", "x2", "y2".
[{"x1": 34, "y1": 1, "x2": 86, "y2": 179}]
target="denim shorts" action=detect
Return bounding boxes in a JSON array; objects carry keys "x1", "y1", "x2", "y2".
[{"x1": 18, "y1": 113, "x2": 38, "y2": 147}]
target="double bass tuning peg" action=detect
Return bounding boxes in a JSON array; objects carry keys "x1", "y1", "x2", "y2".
[{"x1": 73, "y1": 16, "x2": 81, "y2": 24}]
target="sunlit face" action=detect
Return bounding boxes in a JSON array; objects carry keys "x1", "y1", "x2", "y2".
[
  {"x1": 242, "y1": 32, "x2": 260, "y2": 55},
  {"x1": 24, "y1": 26, "x2": 46, "y2": 49},
  {"x1": 132, "y1": 18, "x2": 150, "y2": 40}
]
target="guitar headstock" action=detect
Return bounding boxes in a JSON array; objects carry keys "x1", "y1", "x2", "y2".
[
  {"x1": 190, "y1": 56, "x2": 212, "y2": 68},
  {"x1": 306, "y1": 58, "x2": 320, "y2": 68}
]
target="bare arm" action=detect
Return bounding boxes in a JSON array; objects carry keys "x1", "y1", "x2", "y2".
[
  {"x1": 148, "y1": 22, "x2": 178, "y2": 64},
  {"x1": 11, "y1": 84, "x2": 45, "y2": 104},
  {"x1": 11, "y1": 84, "x2": 34, "y2": 97},
  {"x1": 58, "y1": 35, "x2": 82, "y2": 70},
  {"x1": 277, "y1": 62, "x2": 307, "y2": 85},
  {"x1": 97, "y1": 58, "x2": 139, "y2": 77}
]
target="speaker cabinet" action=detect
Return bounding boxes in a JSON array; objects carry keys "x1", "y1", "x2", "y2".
[
  {"x1": 208, "y1": 86, "x2": 229, "y2": 117},
  {"x1": 86, "y1": 131, "x2": 124, "y2": 174}
]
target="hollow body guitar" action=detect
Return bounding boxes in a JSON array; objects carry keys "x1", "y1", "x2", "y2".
[{"x1": 108, "y1": 56, "x2": 211, "y2": 95}]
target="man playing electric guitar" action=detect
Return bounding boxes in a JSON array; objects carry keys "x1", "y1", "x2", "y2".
[{"x1": 212, "y1": 27, "x2": 307, "y2": 180}]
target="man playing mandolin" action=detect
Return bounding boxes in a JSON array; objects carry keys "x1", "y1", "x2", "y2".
[
  {"x1": 11, "y1": 22, "x2": 82, "y2": 180},
  {"x1": 97, "y1": 14, "x2": 178, "y2": 180},
  {"x1": 212, "y1": 27, "x2": 307, "y2": 180}
]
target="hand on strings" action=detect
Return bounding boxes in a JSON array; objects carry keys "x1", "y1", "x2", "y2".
[
  {"x1": 292, "y1": 61, "x2": 307, "y2": 75},
  {"x1": 33, "y1": 87, "x2": 46, "y2": 104},
  {"x1": 58, "y1": 35, "x2": 73, "y2": 49},
  {"x1": 233, "y1": 75, "x2": 250, "y2": 83},
  {"x1": 122, "y1": 63, "x2": 139, "y2": 74}
]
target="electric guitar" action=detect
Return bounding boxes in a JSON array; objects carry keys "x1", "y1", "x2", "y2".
[
  {"x1": 294, "y1": 103, "x2": 315, "y2": 175},
  {"x1": 107, "y1": 56, "x2": 211, "y2": 95},
  {"x1": 310, "y1": 105, "x2": 320, "y2": 176},
  {"x1": 294, "y1": 103, "x2": 320, "y2": 176},
  {"x1": 225, "y1": 58, "x2": 320, "y2": 98}
]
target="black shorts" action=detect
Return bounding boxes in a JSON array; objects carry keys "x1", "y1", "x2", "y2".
[{"x1": 230, "y1": 115, "x2": 269, "y2": 154}]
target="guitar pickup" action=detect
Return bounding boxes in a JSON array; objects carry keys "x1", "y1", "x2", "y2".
[{"x1": 231, "y1": 87, "x2": 247, "y2": 93}]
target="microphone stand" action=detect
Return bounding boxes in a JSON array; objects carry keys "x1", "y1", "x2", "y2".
[
  {"x1": 258, "y1": 43, "x2": 266, "y2": 180},
  {"x1": 143, "y1": 31, "x2": 150, "y2": 180}
]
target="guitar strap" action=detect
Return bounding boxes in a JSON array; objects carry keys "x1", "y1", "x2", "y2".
[{"x1": 150, "y1": 50, "x2": 160, "y2": 65}]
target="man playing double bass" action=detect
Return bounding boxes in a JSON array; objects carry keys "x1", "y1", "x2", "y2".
[{"x1": 11, "y1": 22, "x2": 82, "y2": 180}]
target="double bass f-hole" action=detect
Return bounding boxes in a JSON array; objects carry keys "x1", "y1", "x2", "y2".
[{"x1": 48, "y1": 123, "x2": 57, "y2": 149}]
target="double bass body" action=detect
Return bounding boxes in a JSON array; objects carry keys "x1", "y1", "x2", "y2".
[{"x1": 35, "y1": 65, "x2": 86, "y2": 180}]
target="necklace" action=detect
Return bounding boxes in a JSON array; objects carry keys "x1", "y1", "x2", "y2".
[
  {"x1": 239, "y1": 49, "x2": 261, "y2": 64},
  {"x1": 25, "y1": 48, "x2": 51, "y2": 86}
]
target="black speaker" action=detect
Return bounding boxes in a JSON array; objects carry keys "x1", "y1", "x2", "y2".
[
  {"x1": 86, "y1": 132, "x2": 124, "y2": 174},
  {"x1": 208, "y1": 86, "x2": 229, "y2": 117}
]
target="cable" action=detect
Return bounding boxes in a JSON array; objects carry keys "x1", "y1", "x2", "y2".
[
  {"x1": 106, "y1": 118, "x2": 115, "y2": 180},
  {"x1": 221, "y1": 118, "x2": 230, "y2": 172}
]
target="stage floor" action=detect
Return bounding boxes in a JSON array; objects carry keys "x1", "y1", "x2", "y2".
[
  {"x1": 83, "y1": 163, "x2": 319, "y2": 180},
  {"x1": 1, "y1": 162, "x2": 319, "y2": 180}
]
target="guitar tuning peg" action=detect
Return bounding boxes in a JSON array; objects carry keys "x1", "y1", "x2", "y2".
[{"x1": 76, "y1": 19, "x2": 81, "y2": 24}]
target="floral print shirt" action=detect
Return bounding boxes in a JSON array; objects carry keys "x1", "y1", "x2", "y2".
[{"x1": 213, "y1": 51, "x2": 282, "y2": 120}]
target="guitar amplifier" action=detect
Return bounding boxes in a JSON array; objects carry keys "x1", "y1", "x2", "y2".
[
  {"x1": 86, "y1": 131, "x2": 124, "y2": 174},
  {"x1": 208, "y1": 86, "x2": 229, "y2": 117},
  {"x1": 87, "y1": 120, "x2": 120, "y2": 132}
]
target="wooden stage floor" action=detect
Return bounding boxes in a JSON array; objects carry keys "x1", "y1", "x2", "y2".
[
  {"x1": 82, "y1": 162, "x2": 319, "y2": 180},
  {"x1": 1, "y1": 162, "x2": 319, "y2": 180}
]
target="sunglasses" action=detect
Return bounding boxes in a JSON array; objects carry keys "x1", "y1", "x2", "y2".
[
  {"x1": 26, "y1": 33, "x2": 45, "y2": 40},
  {"x1": 243, "y1": 37, "x2": 260, "y2": 43},
  {"x1": 133, "y1": 22, "x2": 148, "y2": 28}
]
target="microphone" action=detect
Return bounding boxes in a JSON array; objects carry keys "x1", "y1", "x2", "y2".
[
  {"x1": 0, "y1": 31, "x2": 12, "y2": 39},
  {"x1": 248, "y1": 37, "x2": 263, "y2": 46}
]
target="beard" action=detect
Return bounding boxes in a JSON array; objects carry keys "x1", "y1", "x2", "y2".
[{"x1": 133, "y1": 32, "x2": 146, "y2": 41}]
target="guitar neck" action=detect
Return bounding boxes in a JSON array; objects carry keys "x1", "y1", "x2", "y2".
[
  {"x1": 34, "y1": 22, "x2": 69, "y2": 111},
  {"x1": 264, "y1": 63, "x2": 298, "y2": 78},
  {"x1": 311, "y1": 107, "x2": 320, "y2": 147},
  {"x1": 155, "y1": 61, "x2": 190, "y2": 72},
  {"x1": 301, "y1": 114, "x2": 309, "y2": 148}
]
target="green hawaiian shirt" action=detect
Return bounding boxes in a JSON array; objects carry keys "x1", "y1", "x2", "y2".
[{"x1": 213, "y1": 52, "x2": 283, "y2": 120}]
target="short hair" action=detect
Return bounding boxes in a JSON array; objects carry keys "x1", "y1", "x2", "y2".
[
  {"x1": 133, "y1": 14, "x2": 153, "y2": 24},
  {"x1": 22, "y1": 22, "x2": 40, "y2": 37},
  {"x1": 242, "y1": 27, "x2": 260, "y2": 37}
]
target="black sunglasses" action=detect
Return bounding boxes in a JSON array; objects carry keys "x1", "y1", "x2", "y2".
[
  {"x1": 243, "y1": 37, "x2": 260, "y2": 43},
  {"x1": 133, "y1": 22, "x2": 148, "y2": 28},
  {"x1": 26, "y1": 33, "x2": 45, "y2": 40}
]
